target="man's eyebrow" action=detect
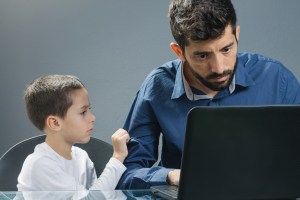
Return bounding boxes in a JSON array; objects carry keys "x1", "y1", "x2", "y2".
[
  {"x1": 192, "y1": 41, "x2": 235, "y2": 56},
  {"x1": 222, "y1": 41, "x2": 234, "y2": 49},
  {"x1": 193, "y1": 50, "x2": 210, "y2": 56}
]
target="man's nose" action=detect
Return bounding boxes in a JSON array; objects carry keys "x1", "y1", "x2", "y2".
[{"x1": 210, "y1": 54, "x2": 224, "y2": 74}]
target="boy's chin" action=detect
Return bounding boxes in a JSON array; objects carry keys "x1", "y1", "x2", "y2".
[{"x1": 77, "y1": 136, "x2": 91, "y2": 144}]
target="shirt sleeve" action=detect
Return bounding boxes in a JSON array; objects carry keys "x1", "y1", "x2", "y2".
[
  {"x1": 117, "y1": 91, "x2": 173, "y2": 189},
  {"x1": 90, "y1": 157, "x2": 126, "y2": 190},
  {"x1": 279, "y1": 66, "x2": 300, "y2": 104}
]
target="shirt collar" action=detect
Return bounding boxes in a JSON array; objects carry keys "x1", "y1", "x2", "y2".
[
  {"x1": 171, "y1": 57, "x2": 255, "y2": 100},
  {"x1": 171, "y1": 60, "x2": 186, "y2": 99}
]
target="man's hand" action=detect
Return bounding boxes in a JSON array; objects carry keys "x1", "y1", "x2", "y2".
[{"x1": 167, "y1": 169, "x2": 181, "y2": 186}]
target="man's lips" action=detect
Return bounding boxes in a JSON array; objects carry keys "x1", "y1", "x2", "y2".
[{"x1": 209, "y1": 74, "x2": 229, "y2": 83}]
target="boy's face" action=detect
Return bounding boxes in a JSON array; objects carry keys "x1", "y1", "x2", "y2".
[{"x1": 60, "y1": 88, "x2": 96, "y2": 145}]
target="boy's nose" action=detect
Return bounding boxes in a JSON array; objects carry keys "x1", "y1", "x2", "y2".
[{"x1": 90, "y1": 112, "x2": 96, "y2": 123}]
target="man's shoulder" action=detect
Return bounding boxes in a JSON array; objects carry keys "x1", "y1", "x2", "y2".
[
  {"x1": 142, "y1": 59, "x2": 180, "y2": 85},
  {"x1": 135, "y1": 59, "x2": 181, "y2": 97},
  {"x1": 238, "y1": 52, "x2": 283, "y2": 67},
  {"x1": 147, "y1": 59, "x2": 181, "y2": 78},
  {"x1": 237, "y1": 52, "x2": 292, "y2": 77},
  {"x1": 237, "y1": 52, "x2": 299, "y2": 86}
]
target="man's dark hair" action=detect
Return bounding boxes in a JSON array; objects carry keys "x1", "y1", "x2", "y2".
[
  {"x1": 24, "y1": 74, "x2": 85, "y2": 131},
  {"x1": 168, "y1": 0, "x2": 237, "y2": 50}
]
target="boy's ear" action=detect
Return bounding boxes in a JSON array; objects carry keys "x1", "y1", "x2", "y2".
[
  {"x1": 170, "y1": 42, "x2": 186, "y2": 61},
  {"x1": 46, "y1": 115, "x2": 62, "y2": 131}
]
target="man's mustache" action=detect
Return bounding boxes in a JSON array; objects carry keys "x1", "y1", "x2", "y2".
[{"x1": 207, "y1": 70, "x2": 232, "y2": 79}]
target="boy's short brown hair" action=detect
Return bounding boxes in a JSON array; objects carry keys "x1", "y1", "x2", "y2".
[{"x1": 24, "y1": 74, "x2": 85, "y2": 131}]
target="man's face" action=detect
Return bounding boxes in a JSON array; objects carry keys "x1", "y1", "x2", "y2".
[{"x1": 181, "y1": 25, "x2": 239, "y2": 96}]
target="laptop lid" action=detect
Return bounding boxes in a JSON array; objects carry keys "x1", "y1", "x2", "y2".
[{"x1": 178, "y1": 105, "x2": 300, "y2": 200}]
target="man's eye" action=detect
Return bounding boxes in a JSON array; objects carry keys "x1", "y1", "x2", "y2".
[
  {"x1": 222, "y1": 47, "x2": 231, "y2": 53},
  {"x1": 197, "y1": 54, "x2": 207, "y2": 59},
  {"x1": 81, "y1": 111, "x2": 87, "y2": 115}
]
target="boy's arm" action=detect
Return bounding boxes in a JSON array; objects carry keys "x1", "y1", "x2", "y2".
[
  {"x1": 89, "y1": 157, "x2": 126, "y2": 190},
  {"x1": 90, "y1": 129, "x2": 129, "y2": 190}
]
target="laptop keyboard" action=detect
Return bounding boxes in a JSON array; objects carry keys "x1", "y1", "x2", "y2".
[
  {"x1": 151, "y1": 185, "x2": 178, "y2": 200},
  {"x1": 167, "y1": 186, "x2": 178, "y2": 196}
]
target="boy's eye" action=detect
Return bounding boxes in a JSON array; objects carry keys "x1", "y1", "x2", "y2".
[{"x1": 80, "y1": 106, "x2": 91, "y2": 115}]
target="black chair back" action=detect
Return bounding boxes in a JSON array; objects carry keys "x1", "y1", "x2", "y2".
[{"x1": 0, "y1": 135, "x2": 113, "y2": 191}]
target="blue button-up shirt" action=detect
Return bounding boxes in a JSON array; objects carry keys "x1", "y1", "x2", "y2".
[{"x1": 117, "y1": 53, "x2": 300, "y2": 189}]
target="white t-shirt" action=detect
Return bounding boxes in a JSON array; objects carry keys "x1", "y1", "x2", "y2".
[{"x1": 17, "y1": 142, "x2": 126, "y2": 191}]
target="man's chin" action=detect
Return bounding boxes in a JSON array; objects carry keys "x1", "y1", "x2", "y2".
[{"x1": 206, "y1": 81, "x2": 230, "y2": 91}]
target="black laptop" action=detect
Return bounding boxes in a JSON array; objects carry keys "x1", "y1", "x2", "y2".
[{"x1": 151, "y1": 105, "x2": 300, "y2": 200}]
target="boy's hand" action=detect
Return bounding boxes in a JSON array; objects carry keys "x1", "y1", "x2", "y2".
[{"x1": 111, "y1": 128, "x2": 130, "y2": 163}]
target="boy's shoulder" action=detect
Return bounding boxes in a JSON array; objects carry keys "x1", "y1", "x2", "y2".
[
  {"x1": 71, "y1": 146, "x2": 91, "y2": 161},
  {"x1": 23, "y1": 142, "x2": 59, "y2": 166},
  {"x1": 23, "y1": 143, "x2": 92, "y2": 169}
]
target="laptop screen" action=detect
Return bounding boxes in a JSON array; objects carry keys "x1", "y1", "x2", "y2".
[{"x1": 178, "y1": 105, "x2": 300, "y2": 200}]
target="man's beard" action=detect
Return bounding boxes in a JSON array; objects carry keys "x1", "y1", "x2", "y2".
[{"x1": 186, "y1": 59, "x2": 237, "y2": 92}]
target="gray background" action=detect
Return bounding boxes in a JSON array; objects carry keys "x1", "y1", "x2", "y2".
[{"x1": 1, "y1": 0, "x2": 300, "y2": 156}]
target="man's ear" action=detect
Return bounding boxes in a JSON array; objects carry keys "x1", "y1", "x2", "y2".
[
  {"x1": 46, "y1": 115, "x2": 62, "y2": 131},
  {"x1": 235, "y1": 25, "x2": 241, "y2": 42},
  {"x1": 170, "y1": 42, "x2": 186, "y2": 61}
]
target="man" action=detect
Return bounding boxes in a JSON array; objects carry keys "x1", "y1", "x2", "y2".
[{"x1": 117, "y1": 0, "x2": 300, "y2": 189}]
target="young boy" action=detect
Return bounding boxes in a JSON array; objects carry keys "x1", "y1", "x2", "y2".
[{"x1": 17, "y1": 74, "x2": 130, "y2": 191}]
